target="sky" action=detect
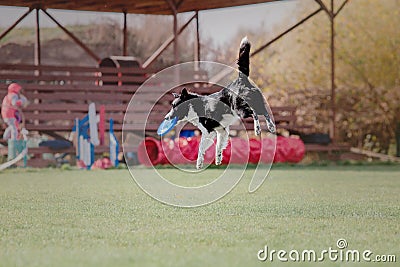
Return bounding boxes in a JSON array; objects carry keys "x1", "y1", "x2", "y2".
[{"x1": 0, "y1": 1, "x2": 299, "y2": 46}]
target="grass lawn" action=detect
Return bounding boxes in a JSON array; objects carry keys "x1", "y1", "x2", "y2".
[{"x1": 0, "y1": 165, "x2": 399, "y2": 267}]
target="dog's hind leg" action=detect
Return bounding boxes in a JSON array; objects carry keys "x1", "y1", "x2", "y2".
[
  {"x1": 215, "y1": 128, "x2": 229, "y2": 165},
  {"x1": 197, "y1": 131, "x2": 216, "y2": 169}
]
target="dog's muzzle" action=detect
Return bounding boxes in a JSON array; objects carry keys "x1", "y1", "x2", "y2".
[{"x1": 164, "y1": 110, "x2": 174, "y2": 120}]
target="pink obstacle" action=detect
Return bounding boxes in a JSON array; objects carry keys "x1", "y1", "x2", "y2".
[{"x1": 137, "y1": 136, "x2": 305, "y2": 166}]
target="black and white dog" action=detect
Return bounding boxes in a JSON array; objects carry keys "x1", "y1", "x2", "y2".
[{"x1": 165, "y1": 37, "x2": 276, "y2": 169}]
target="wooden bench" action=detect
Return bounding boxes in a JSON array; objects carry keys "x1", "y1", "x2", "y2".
[
  {"x1": 305, "y1": 143, "x2": 350, "y2": 152},
  {"x1": 0, "y1": 63, "x2": 300, "y2": 133}
]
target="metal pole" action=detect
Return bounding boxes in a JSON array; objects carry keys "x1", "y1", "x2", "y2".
[
  {"x1": 165, "y1": 0, "x2": 179, "y2": 64},
  {"x1": 142, "y1": 13, "x2": 196, "y2": 69},
  {"x1": 330, "y1": 0, "x2": 336, "y2": 142},
  {"x1": 194, "y1": 11, "x2": 200, "y2": 70},
  {"x1": 35, "y1": 8, "x2": 41, "y2": 66},
  {"x1": 123, "y1": 10, "x2": 127, "y2": 56},
  {"x1": 173, "y1": 12, "x2": 179, "y2": 65}
]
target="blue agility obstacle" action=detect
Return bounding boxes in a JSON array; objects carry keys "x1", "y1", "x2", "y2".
[{"x1": 73, "y1": 103, "x2": 119, "y2": 169}]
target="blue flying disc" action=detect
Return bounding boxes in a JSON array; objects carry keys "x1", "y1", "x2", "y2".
[{"x1": 157, "y1": 117, "x2": 178, "y2": 136}]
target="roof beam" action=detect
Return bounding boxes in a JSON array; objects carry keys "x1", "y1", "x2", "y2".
[
  {"x1": 0, "y1": 0, "x2": 283, "y2": 15},
  {"x1": 176, "y1": 0, "x2": 185, "y2": 10}
]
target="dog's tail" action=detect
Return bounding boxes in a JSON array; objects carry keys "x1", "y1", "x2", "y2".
[{"x1": 238, "y1": 36, "x2": 251, "y2": 76}]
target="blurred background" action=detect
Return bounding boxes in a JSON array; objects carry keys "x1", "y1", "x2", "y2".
[{"x1": 0, "y1": 0, "x2": 399, "y2": 158}]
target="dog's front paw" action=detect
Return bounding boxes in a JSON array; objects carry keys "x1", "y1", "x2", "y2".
[
  {"x1": 268, "y1": 124, "x2": 276, "y2": 134},
  {"x1": 196, "y1": 160, "x2": 204, "y2": 170},
  {"x1": 215, "y1": 153, "x2": 223, "y2": 165},
  {"x1": 266, "y1": 120, "x2": 276, "y2": 134},
  {"x1": 255, "y1": 124, "x2": 261, "y2": 136}
]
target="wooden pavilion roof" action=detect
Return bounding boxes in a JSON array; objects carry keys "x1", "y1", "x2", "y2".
[{"x1": 0, "y1": 0, "x2": 281, "y2": 15}]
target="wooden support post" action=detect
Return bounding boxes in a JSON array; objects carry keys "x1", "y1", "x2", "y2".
[
  {"x1": 165, "y1": 0, "x2": 179, "y2": 65},
  {"x1": 194, "y1": 11, "x2": 200, "y2": 70},
  {"x1": 172, "y1": 12, "x2": 179, "y2": 65},
  {"x1": 315, "y1": 0, "x2": 349, "y2": 142},
  {"x1": 123, "y1": 10, "x2": 128, "y2": 56},
  {"x1": 314, "y1": 0, "x2": 333, "y2": 17},
  {"x1": 396, "y1": 122, "x2": 400, "y2": 157},
  {"x1": 330, "y1": 0, "x2": 336, "y2": 142},
  {"x1": 0, "y1": 8, "x2": 33, "y2": 42},
  {"x1": 142, "y1": 13, "x2": 196, "y2": 69},
  {"x1": 41, "y1": 9, "x2": 101, "y2": 63},
  {"x1": 35, "y1": 8, "x2": 41, "y2": 67}
]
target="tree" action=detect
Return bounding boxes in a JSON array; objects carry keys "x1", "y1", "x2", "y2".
[{"x1": 233, "y1": 0, "x2": 400, "y2": 153}]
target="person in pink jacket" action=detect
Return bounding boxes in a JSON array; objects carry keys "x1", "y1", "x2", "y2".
[{"x1": 1, "y1": 83, "x2": 28, "y2": 140}]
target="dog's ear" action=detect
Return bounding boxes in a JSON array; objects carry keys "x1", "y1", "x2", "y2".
[
  {"x1": 181, "y1": 88, "x2": 188, "y2": 97},
  {"x1": 172, "y1": 92, "x2": 180, "y2": 98}
]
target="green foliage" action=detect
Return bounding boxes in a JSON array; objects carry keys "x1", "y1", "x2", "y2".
[
  {"x1": 333, "y1": 0, "x2": 400, "y2": 152},
  {"x1": 227, "y1": 0, "x2": 399, "y2": 153}
]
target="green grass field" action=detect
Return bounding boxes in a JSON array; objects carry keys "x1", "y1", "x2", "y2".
[{"x1": 1, "y1": 165, "x2": 399, "y2": 267}]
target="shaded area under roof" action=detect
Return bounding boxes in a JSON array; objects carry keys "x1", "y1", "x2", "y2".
[{"x1": 0, "y1": 0, "x2": 282, "y2": 15}]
